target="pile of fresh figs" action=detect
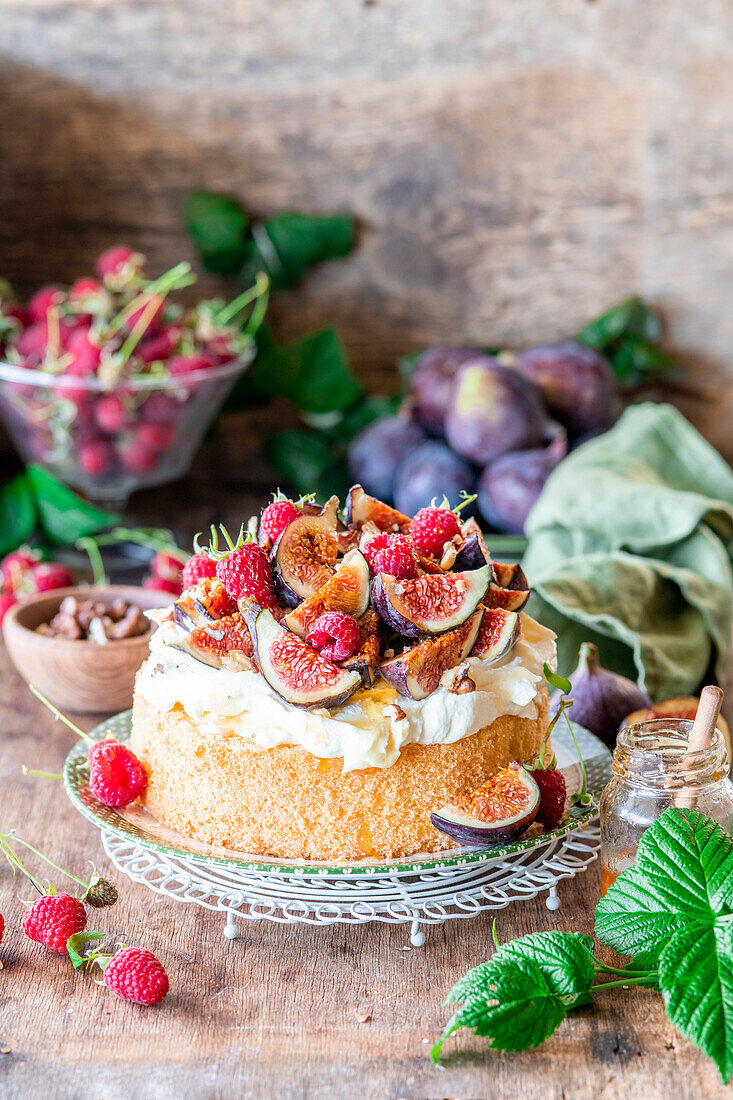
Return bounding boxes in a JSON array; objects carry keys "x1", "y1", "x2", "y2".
[
  {"x1": 168, "y1": 486, "x2": 529, "y2": 710},
  {"x1": 348, "y1": 342, "x2": 616, "y2": 534}
]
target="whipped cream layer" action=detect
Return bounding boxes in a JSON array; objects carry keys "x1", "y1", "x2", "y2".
[{"x1": 137, "y1": 613, "x2": 556, "y2": 772}]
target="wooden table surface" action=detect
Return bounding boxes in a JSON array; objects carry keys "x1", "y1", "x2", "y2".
[{"x1": 0, "y1": 453, "x2": 730, "y2": 1100}]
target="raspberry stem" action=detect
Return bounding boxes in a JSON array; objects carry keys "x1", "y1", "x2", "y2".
[
  {"x1": 29, "y1": 684, "x2": 94, "y2": 746},
  {"x1": 22, "y1": 766, "x2": 62, "y2": 780}
]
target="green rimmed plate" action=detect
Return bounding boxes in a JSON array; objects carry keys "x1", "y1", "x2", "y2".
[{"x1": 63, "y1": 711, "x2": 610, "y2": 877}]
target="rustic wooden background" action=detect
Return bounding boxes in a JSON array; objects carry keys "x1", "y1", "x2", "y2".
[{"x1": 1, "y1": 0, "x2": 733, "y2": 461}]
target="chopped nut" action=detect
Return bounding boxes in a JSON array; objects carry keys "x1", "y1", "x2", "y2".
[
  {"x1": 354, "y1": 1011, "x2": 371, "y2": 1023},
  {"x1": 36, "y1": 596, "x2": 151, "y2": 642},
  {"x1": 383, "y1": 703, "x2": 407, "y2": 722},
  {"x1": 451, "y1": 670, "x2": 476, "y2": 694}
]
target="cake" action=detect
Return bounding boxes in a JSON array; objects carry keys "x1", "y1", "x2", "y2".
[{"x1": 131, "y1": 487, "x2": 556, "y2": 861}]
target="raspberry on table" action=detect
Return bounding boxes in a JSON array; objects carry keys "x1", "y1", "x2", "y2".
[
  {"x1": 103, "y1": 947, "x2": 169, "y2": 1006},
  {"x1": 531, "y1": 767, "x2": 567, "y2": 829},
  {"x1": 181, "y1": 553, "x2": 217, "y2": 591},
  {"x1": 306, "y1": 611, "x2": 360, "y2": 661},
  {"x1": 88, "y1": 739, "x2": 148, "y2": 808},
  {"x1": 1, "y1": 548, "x2": 39, "y2": 591},
  {"x1": 22, "y1": 892, "x2": 87, "y2": 954},
  {"x1": 216, "y1": 543, "x2": 277, "y2": 607},
  {"x1": 410, "y1": 505, "x2": 461, "y2": 558},
  {"x1": 30, "y1": 562, "x2": 75, "y2": 594},
  {"x1": 260, "y1": 498, "x2": 302, "y2": 543},
  {"x1": 372, "y1": 535, "x2": 418, "y2": 580},
  {"x1": 0, "y1": 593, "x2": 16, "y2": 625},
  {"x1": 142, "y1": 575, "x2": 182, "y2": 596}
]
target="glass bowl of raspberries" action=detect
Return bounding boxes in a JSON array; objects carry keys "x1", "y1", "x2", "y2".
[{"x1": 0, "y1": 246, "x2": 267, "y2": 507}]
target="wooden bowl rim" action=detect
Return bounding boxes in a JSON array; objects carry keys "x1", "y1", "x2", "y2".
[{"x1": 2, "y1": 585, "x2": 169, "y2": 653}]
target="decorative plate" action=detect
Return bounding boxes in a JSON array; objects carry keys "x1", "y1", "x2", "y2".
[{"x1": 63, "y1": 711, "x2": 611, "y2": 878}]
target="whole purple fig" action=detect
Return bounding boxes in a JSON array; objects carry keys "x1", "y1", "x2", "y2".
[
  {"x1": 347, "y1": 415, "x2": 426, "y2": 502},
  {"x1": 551, "y1": 642, "x2": 652, "y2": 748},
  {"x1": 477, "y1": 432, "x2": 567, "y2": 534},
  {"x1": 512, "y1": 341, "x2": 616, "y2": 436},
  {"x1": 445, "y1": 358, "x2": 547, "y2": 466},
  {"x1": 393, "y1": 440, "x2": 475, "y2": 516},
  {"x1": 408, "y1": 347, "x2": 478, "y2": 436}
]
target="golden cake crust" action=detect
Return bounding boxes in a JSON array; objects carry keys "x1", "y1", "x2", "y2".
[{"x1": 130, "y1": 688, "x2": 549, "y2": 861}]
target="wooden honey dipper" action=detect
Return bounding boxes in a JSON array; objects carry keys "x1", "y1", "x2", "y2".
[{"x1": 676, "y1": 685, "x2": 725, "y2": 810}]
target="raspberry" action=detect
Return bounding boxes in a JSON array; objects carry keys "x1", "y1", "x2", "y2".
[
  {"x1": 118, "y1": 439, "x2": 159, "y2": 474},
  {"x1": 168, "y1": 353, "x2": 215, "y2": 377},
  {"x1": 28, "y1": 286, "x2": 64, "y2": 323},
  {"x1": 372, "y1": 535, "x2": 417, "y2": 580},
  {"x1": 69, "y1": 277, "x2": 109, "y2": 314},
  {"x1": 22, "y1": 892, "x2": 87, "y2": 953},
  {"x1": 151, "y1": 551, "x2": 183, "y2": 582},
  {"x1": 79, "y1": 440, "x2": 115, "y2": 477},
  {"x1": 0, "y1": 593, "x2": 16, "y2": 624},
  {"x1": 216, "y1": 543, "x2": 277, "y2": 607},
  {"x1": 97, "y1": 245, "x2": 144, "y2": 288},
  {"x1": 531, "y1": 767, "x2": 567, "y2": 829},
  {"x1": 136, "y1": 422, "x2": 175, "y2": 451},
  {"x1": 1, "y1": 547, "x2": 39, "y2": 591},
  {"x1": 138, "y1": 325, "x2": 180, "y2": 364},
  {"x1": 94, "y1": 394, "x2": 129, "y2": 433},
  {"x1": 88, "y1": 739, "x2": 148, "y2": 807},
  {"x1": 142, "y1": 575, "x2": 182, "y2": 596},
  {"x1": 181, "y1": 553, "x2": 217, "y2": 590},
  {"x1": 260, "y1": 498, "x2": 302, "y2": 543},
  {"x1": 66, "y1": 327, "x2": 102, "y2": 373},
  {"x1": 139, "y1": 392, "x2": 178, "y2": 423},
  {"x1": 103, "y1": 947, "x2": 169, "y2": 1006},
  {"x1": 306, "y1": 611, "x2": 360, "y2": 661},
  {"x1": 124, "y1": 294, "x2": 165, "y2": 335},
  {"x1": 411, "y1": 505, "x2": 461, "y2": 558},
  {"x1": 361, "y1": 531, "x2": 397, "y2": 571},
  {"x1": 30, "y1": 562, "x2": 75, "y2": 593},
  {"x1": 0, "y1": 911, "x2": 4, "y2": 945}
]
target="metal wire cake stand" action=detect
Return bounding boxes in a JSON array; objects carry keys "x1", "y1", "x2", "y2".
[{"x1": 102, "y1": 822, "x2": 600, "y2": 947}]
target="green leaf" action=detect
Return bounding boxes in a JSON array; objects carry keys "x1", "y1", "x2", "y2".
[
  {"x1": 66, "y1": 930, "x2": 104, "y2": 970},
  {"x1": 543, "y1": 662, "x2": 571, "y2": 696},
  {"x1": 26, "y1": 465, "x2": 118, "y2": 545},
  {"x1": 264, "y1": 431, "x2": 335, "y2": 496},
  {"x1": 434, "y1": 931, "x2": 596, "y2": 1060},
  {"x1": 243, "y1": 212, "x2": 354, "y2": 289},
  {"x1": 609, "y1": 337, "x2": 680, "y2": 386},
  {"x1": 0, "y1": 473, "x2": 36, "y2": 556},
  {"x1": 254, "y1": 327, "x2": 362, "y2": 414},
  {"x1": 185, "y1": 190, "x2": 249, "y2": 274},
  {"x1": 621, "y1": 950, "x2": 661, "y2": 990},
  {"x1": 659, "y1": 923, "x2": 733, "y2": 1082},
  {"x1": 596, "y1": 809, "x2": 733, "y2": 963},
  {"x1": 577, "y1": 296, "x2": 662, "y2": 350}
]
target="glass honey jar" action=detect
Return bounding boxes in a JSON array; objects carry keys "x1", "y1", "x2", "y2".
[{"x1": 599, "y1": 718, "x2": 733, "y2": 894}]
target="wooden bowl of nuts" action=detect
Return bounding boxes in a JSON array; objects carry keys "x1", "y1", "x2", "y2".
[{"x1": 2, "y1": 585, "x2": 171, "y2": 713}]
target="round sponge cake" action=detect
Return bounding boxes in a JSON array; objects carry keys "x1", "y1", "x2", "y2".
[{"x1": 130, "y1": 688, "x2": 548, "y2": 862}]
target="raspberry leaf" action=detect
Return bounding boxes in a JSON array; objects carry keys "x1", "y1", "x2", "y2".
[
  {"x1": 595, "y1": 809, "x2": 733, "y2": 962},
  {"x1": 67, "y1": 930, "x2": 105, "y2": 970},
  {"x1": 184, "y1": 190, "x2": 249, "y2": 275},
  {"x1": 433, "y1": 931, "x2": 596, "y2": 1061},
  {"x1": 659, "y1": 923, "x2": 733, "y2": 1083},
  {"x1": 26, "y1": 465, "x2": 118, "y2": 545},
  {"x1": 0, "y1": 474, "x2": 36, "y2": 557}
]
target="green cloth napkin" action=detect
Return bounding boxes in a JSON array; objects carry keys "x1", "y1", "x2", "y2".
[{"x1": 523, "y1": 402, "x2": 733, "y2": 699}]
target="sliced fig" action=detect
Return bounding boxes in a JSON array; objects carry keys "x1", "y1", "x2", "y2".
[
  {"x1": 430, "y1": 764, "x2": 540, "y2": 847},
  {"x1": 485, "y1": 560, "x2": 530, "y2": 612},
  {"x1": 345, "y1": 485, "x2": 411, "y2": 533},
  {"x1": 244, "y1": 605, "x2": 361, "y2": 709},
  {"x1": 284, "y1": 550, "x2": 370, "y2": 637},
  {"x1": 169, "y1": 636, "x2": 225, "y2": 670},
  {"x1": 173, "y1": 578, "x2": 236, "y2": 631},
  {"x1": 469, "y1": 608, "x2": 520, "y2": 661},
  {"x1": 270, "y1": 498, "x2": 340, "y2": 607},
  {"x1": 173, "y1": 612, "x2": 255, "y2": 668},
  {"x1": 342, "y1": 609, "x2": 382, "y2": 687},
  {"x1": 378, "y1": 610, "x2": 483, "y2": 699},
  {"x1": 371, "y1": 566, "x2": 490, "y2": 638}
]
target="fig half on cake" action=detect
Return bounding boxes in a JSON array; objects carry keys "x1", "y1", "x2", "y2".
[
  {"x1": 270, "y1": 496, "x2": 340, "y2": 607},
  {"x1": 431, "y1": 764, "x2": 540, "y2": 847},
  {"x1": 372, "y1": 567, "x2": 490, "y2": 638},
  {"x1": 244, "y1": 603, "x2": 362, "y2": 708}
]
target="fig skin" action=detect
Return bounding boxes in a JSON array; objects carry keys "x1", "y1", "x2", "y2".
[
  {"x1": 270, "y1": 499, "x2": 340, "y2": 607},
  {"x1": 469, "y1": 608, "x2": 520, "y2": 661},
  {"x1": 347, "y1": 415, "x2": 426, "y2": 502},
  {"x1": 243, "y1": 603, "x2": 362, "y2": 709},
  {"x1": 371, "y1": 566, "x2": 490, "y2": 638},
  {"x1": 393, "y1": 440, "x2": 475, "y2": 517},
  {"x1": 408, "y1": 346, "x2": 479, "y2": 436},
  {"x1": 342, "y1": 609, "x2": 382, "y2": 687},
  {"x1": 430, "y1": 765, "x2": 540, "y2": 847},
  {"x1": 512, "y1": 341, "x2": 617, "y2": 436},
  {"x1": 445, "y1": 358, "x2": 547, "y2": 466},
  {"x1": 552, "y1": 641, "x2": 652, "y2": 748},
  {"x1": 378, "y1": 610, "x2": 483, "y2": 699},
  {"x1": 284, "y1": 549, "x2": 370, "y2": 638},
  {"x1": 477, "y1": 432, "x2": 568, "y2": 535}
]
